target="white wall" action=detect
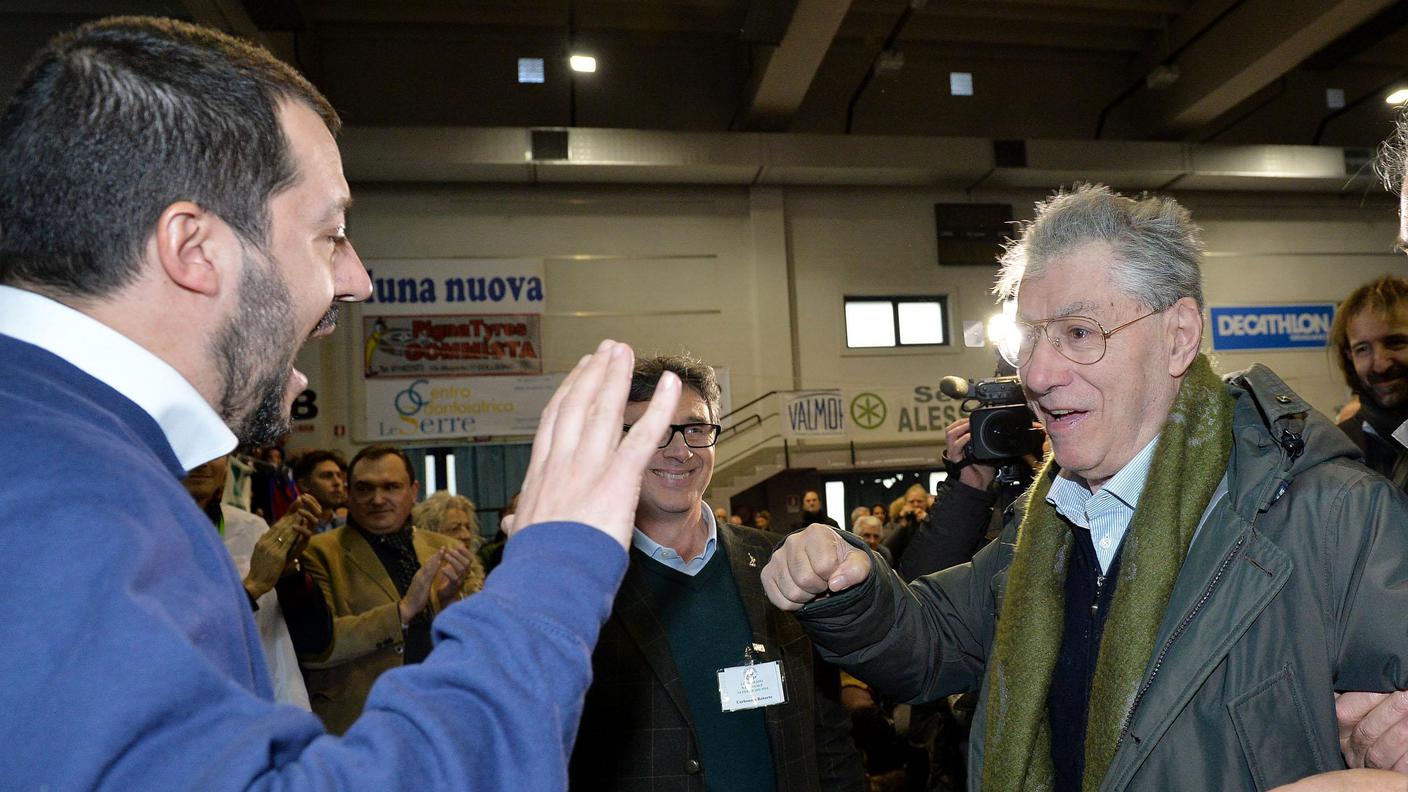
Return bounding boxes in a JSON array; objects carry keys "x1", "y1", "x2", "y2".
[{"x1": 296, "y1": 180, "x2": 1404, "y2": 477}]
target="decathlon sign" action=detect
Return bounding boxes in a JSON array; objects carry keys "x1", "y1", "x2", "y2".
[{"x1": 1210, "y1": 303, "x2": 1335, "y2": 351}]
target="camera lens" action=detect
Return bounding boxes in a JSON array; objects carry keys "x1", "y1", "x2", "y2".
[{"x1": 969, "y1": 404, "x2": 1037, "y2": 461}]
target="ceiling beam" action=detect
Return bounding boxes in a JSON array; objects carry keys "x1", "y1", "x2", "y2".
[
  {"x1": 736, "y1": 0, "x2": 853, "y2": 131},
  {"x1": 968, "y1": 0, "x2": 1184, "y2": 12},
  {"x1": 1133, "y1": 0, "x2": 1397, "y2": 138}
]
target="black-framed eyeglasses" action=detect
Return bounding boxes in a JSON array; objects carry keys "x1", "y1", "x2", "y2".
[
  {"x1": 622, "y1": 422, "x2": 722, "y2": 449},
  {"x1": 998, "y1": 309, "x2": 1162, "y2": 368}
]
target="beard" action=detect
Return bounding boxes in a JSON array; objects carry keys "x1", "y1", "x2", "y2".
[
  {"x1": 1365, "y1": 363, "x2": 1408, "y2": 410},
  {"x1": 214, "y1": 248, "x2": 301, "y2": 447}
]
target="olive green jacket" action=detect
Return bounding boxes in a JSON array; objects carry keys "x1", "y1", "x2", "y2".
[{"x1": 799, "y1": 365, "x2": 1408, "y2": 791}]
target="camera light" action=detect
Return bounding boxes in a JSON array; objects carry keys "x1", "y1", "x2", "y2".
[{"x1": 986, "y1": 311, "x2": 1016, "y2": 348}]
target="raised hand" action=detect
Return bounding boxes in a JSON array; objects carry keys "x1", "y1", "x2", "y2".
[{"x1": 511, "y1": 339, "x2": 680, "y2": 550}]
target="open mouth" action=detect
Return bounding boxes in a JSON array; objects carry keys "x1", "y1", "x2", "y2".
[
  {"x1": 311, "y1": 304, "x2": 340, "y2": 338},
  {"x1": 1041, "y1": 406, "x2": 1088, "y2": 427}
]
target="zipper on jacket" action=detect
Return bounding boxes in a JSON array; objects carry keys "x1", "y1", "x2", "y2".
[
  {"x1": 1112, "y1": 428, "x2": 1294, "y2": 760},
  {"x1": 1114, "y1": 531, "x2": 1248, "y2": 753}
]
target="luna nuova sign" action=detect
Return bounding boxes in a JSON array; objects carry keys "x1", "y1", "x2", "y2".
[{"x1": 358, "y1": 259, "x2": 546, "y2": 379}]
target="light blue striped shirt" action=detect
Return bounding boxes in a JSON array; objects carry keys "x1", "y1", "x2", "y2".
[
  {"x1": 631, "y1": 503, "x2": 719, "y2": 576},
  {"x1": 1046, "y1": 435, "x2": 1160, "y2": 574}
]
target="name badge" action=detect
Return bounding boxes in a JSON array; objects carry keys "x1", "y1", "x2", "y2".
[{"x1": 717, "y1": 660, "x2": 786, "y2": 712}]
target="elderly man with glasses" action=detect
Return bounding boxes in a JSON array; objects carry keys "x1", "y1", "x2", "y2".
[
  {"x1": 762, "y1": 184, "x2": 1408, "y2": 792},
  {"x1": 570, "y1": 354, "x2": 866, "y2": 792}
]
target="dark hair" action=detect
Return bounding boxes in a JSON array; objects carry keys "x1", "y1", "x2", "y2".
[
  {"x1": 629, "y1": 353, "x2": 721, "y2": 421},
  {"x1": 1329, "y1": 275, "x2": 1408, "y2": 395},
  {"x1": 293, "y1": 449, "x2": 346, "y2": 483},
  {"x1": 348, "y1": 445, "x2": 417, "y2": 485},
  {"x1": 0, "y1": 16, "x2": 339, "y2": 298}
]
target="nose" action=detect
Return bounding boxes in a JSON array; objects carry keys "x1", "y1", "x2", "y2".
[
  {"x1": 1371, "y1": 345, "x2": 1395, "y2": 373},
  {"x1": 660, "y1": 433, "x2": 693, "y2": 462},
  {"x1": 336, "y1": 240, "x2": 372, "y2": 302},
  {"x1": 1019, "y1": 328, "x2": 1072, "y2": 397}
]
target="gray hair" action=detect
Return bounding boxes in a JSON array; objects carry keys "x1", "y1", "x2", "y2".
[
  {"x1": 413, "y1": 491, "x2": 480, "y2": 543},
  {"x1": 994, "y1": 183, "x2": 1205, "y2": 311},
  {"x1": 854, "y1": 515, "x2": 883, "y2": 532},
  {"x1": 1377, "y1": 109, "x2": 1408, "y2": 193}
]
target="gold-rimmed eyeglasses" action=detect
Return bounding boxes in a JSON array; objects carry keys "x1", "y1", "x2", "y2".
[{"x1": 997, "y1": 309, "x2": 1163, "y2": 367}]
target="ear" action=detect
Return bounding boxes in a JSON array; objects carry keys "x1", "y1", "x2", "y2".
[
  {"x1": 1166, "y1": 296, "x2": 1203, "y2": 377},
  {"x1": 152, "y1": 201, "x2": 233, "y2": 297}
]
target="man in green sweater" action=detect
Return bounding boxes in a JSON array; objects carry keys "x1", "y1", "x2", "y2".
[{"x1": 570, "y1": 354, "x2": 865, "y2": 791}]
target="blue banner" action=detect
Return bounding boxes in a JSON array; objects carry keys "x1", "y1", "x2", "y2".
[{"x1": 1210, "y1": 303, "x2": 1336, "y2": 351}]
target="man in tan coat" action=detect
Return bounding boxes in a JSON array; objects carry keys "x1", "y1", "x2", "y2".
[{"x1": 299, "y1": 445, "x2": 473, "y2": 733}]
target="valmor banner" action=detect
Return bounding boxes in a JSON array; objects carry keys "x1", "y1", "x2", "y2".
[
  {"x1": 780, "y1": 390, "x2": 846, "y2": 438},
  {"x1": 364, "y1": 374, "x2": 564, "y2": 441}
]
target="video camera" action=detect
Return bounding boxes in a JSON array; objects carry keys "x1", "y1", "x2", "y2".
[{"x1": 939, "y1": 375, "x2": 1043, "y2": 462}]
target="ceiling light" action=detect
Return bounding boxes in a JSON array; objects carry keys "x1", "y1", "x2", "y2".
[
  {"x1": 1387, "y1": 88, "x2": 1408, "y2": 105},
  {"x1": 569, "y1": 54, "x2": 596, "y2": 73},
  {"x1": 517, "y1": 58, "x2": 545, "y2": 84}
]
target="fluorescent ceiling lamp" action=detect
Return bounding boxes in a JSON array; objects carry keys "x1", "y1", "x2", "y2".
[
  {"x1": 569, "y1": 54, "x2": 597, "y2": 73},
  {"x1": 518, "y1": 58, "x2": 545, "y2": 84},
  {"x1": 950, "y1": 72, "x2": 973, "y2": 96},
  {"x1": 1387, "y1": 88, "x2": 1408, "y2": 105}
]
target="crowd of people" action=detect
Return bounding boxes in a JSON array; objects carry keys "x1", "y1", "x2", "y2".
[{"x1": 8, "y1": 13, "x2": 1408, "y2": 792}]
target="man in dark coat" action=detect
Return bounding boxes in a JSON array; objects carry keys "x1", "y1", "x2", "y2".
[{"x1": 571, "y1": 354, "x2": 865, "y2": 791}]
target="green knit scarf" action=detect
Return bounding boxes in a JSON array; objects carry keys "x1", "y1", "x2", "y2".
[{"x1": 980, "y1": 354, "x2": 1233, "y2": 792}]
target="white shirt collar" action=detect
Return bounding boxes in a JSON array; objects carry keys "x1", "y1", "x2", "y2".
[
  {"x1": 0, "y1": 285, "x2": 236, "y2": 470},
  {"x1": 632, "y1": 502, "x2": 719, "y2": 575}
]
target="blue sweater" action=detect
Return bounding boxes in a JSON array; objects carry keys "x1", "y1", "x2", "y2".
[{"x1": 0, "y1": 333, "x2": 627, "y2": 790}]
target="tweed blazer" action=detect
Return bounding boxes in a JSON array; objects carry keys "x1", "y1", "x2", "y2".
[
  {"x1": 570, "y1": 521, "x2": 865, "y2": 792},
  {"x1": 299, "y1": 524, "x2": 463, "y2": 735}
]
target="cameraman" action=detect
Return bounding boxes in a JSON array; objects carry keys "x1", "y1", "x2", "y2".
[{"x1": 894, "y1": 418, "x2": 1040, "y2": 582}]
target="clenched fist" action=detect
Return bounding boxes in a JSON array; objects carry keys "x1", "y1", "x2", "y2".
[{"x1": 761, "y1": 524, "x2": 872, "y2": 611}]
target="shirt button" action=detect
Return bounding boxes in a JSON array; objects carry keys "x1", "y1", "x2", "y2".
[
  {"x1": 1099, "y1": 537, "x2": 1112, "y2": 549},
  {"x1": 684, "y1": 759, "x2": 701, "y2": 774},
  {"x1": 395, "y1": 645, "x2": 405, "y2": 655}
]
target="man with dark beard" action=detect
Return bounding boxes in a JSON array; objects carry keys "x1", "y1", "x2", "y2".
[
  {"x1": 1329, "y1": 275, "x2": 1408, "y2": 490},
  {"x1": 0, "y1": 16, "x2": 681, "y2": 791}
]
